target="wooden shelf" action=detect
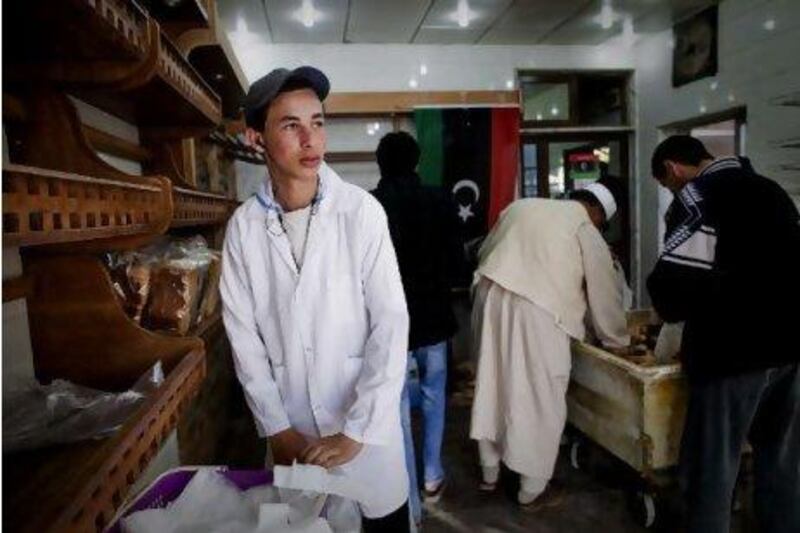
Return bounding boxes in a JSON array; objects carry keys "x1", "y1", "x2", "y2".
[
  {"x1": 0, "y1": 254, "x2": 207, "y2": 532},
  {"x1": 4, "y1": 0, "x2": 150, "y2": 66},
  {"x1": 139, "y1": 0, "x2": 210, "y2": 40},
  {"x1": 324, "y1": 90, "x2": 520, "y2": 116},
  {"x1": 175, "y1": 1, "x2": 248, "y2": 120},
  {"x1": 2, "y1": 349, "x2": 205, "y2": 533},
  {"x1": 207, "y1": 130, "x2": 266, "y2": 165},
  {"x1": 171, "y1": 186, "x2": 235, "y2": 228},
  {"x1": 187, "y1": 41, "x2": 247, "y2": 120},
  {"x1": 5, "y1": 0, "x2": 221, "y2": 134},
  {"x1": 189, "y1": 310, "x2": 223, "y2": 340},
  {"x1": 2, "y1": 164, "x2": 170, "y2": 248}
]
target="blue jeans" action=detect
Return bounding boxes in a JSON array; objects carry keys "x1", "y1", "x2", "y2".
[{"x1": 401, "y1": 341, "x2": 447, "y2": 524}]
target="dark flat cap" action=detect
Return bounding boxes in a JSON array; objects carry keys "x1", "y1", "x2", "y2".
[{"x1": 243, "y1": 66, "x2": 330, "y2": 129}]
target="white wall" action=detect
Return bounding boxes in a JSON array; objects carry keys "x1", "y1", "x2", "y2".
[
  {"x1": 227, "y1": 43, "x2": 635, "y2": 91},
  {"x1": 633, "y1": 0, "x2": 800, "y2": 305},
  {"x1": 229, "y1": 42, "x2": 636, "y2": 197}
]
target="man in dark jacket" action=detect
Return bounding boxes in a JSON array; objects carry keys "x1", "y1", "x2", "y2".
[
  {"x1": 373, "y1": 131, "x2": 463, "y2": 524},
  {"x1": 647, "y1": 135, "x2": 800, "y2": 533}
]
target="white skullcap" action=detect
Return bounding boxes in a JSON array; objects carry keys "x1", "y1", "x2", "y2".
[{"x1": 584, "y1": 181, "x2": 617, "y2": 220}]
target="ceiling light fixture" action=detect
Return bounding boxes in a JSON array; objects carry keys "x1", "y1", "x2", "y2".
[
  {"x1": 420, "y1": 64, "x2": 428, "y2": 76},
  {"x1": 409, "y1": 78, "x2": 419, "y2": 89},
  {"x1": 710, "y1": 81, "x2": 718, "y2": 91},
  {"x1": 299, "y1": 0, "x2": 316, "y2": 28},
  {"x1": 551, "y1": 106, "x2": 559, "y2": 116},
  {"x1": 505, "y1": 79, "x2": 514, "y2": 90},
  {"x1": 373, "y1": 122, "x2": 381, "y2": 131},
  {"x1": 764, "y1": 18, "x2": 776, "y2": 31},
  {"x1": 457, "y1": 0, "x2": 471, "y2": 28},
  {"x1": 599, "y1": 0, "x2": 614, "y2": 30},
  {"x1": 622, "y1": 15, "x2": 635, "y2": 46}
]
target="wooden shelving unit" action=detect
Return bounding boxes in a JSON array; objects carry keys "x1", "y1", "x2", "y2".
[
  {"x1": 207, "y1": 130, "x2": 266, "y2": 165},
  {"x1": 5, "y1": 0, "x2": 221, "y2": 133},
  {"x1": 139, "y1": 0, "x2": 211, "y2": 41},
  {"x1": 1, "y1": 254, "x2": 207, "y2": 532},
  {"x1": 2, "y1": 164, "x2": 168, "y2": 248},
  {"x1": 2, "y1": 1, "x2": 239, "y2": 529},
  {"x1": 171, "y1": 185, "x2": 235, "y2": 228},
  {"x1": 174, "y1": 0, "x2": 248, "y2": 120}
]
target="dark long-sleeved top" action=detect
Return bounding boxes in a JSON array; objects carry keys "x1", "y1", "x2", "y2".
[
  {"x1": 647, "y1": 156, "x2": 800, "y2": 381},
  {"x1": 373, "y1": 172, "x2": 463, "y2": 350}
]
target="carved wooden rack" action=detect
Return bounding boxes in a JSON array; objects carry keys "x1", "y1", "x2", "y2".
[
  {"x1": 5, "y1": 0, "x2": 221, "y2": 134},
  {"x1": 2, "y1": 254, "x2": 206, "y2": 533},
  {"x1": 171, "y1": 185, "x2": 235, "y2": 228},
  {"x1": 2, "y1": 164, "x2": 168, "y2": 248},
  {"x1": 207, "y1": 130, "x2": 266, "y2": 165},
  {"x1": 174, "y1": 0, "x2": 248, "y2": 120},
  {"x1": 3, "y1": 89, "x2": 234, "y2": 244}
]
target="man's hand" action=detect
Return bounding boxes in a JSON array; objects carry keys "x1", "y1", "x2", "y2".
[
  {"x1": 269, "y1": 428, "x2": 308, "y2": 466},
  {"x1": 300, "y1": 433, "x2": 363, "y2": 469}
]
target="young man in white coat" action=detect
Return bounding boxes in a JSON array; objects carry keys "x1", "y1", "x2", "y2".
[
  {"x1": 470, "y1": 180, "x2": 630, "y2": 509},
  {"x1": 220, "y1": 66, "x2": 411, "y2": 531}
]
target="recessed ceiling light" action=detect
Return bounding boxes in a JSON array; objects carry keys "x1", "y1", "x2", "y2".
[
  {"x1": 536, "y1": 113, "x2": 543, "y2": 121},
  {"x1": 764, "y1": 19, "x2": 776, "y2": 31},
  {"x1": 452, "y1": 0, "x2": 475, "y2": 28},
  {"x1": 728, "y1": 92, "x2": 736, "y2": 103},
  {"x1": 420, "y1": 64, "x2": 428, "y2": 76},
  {"x1": 599, "y1": 1, "x2": 614, "y2": 30},
  {"x1": 709, "y1": 81, "x2": 718, "y2": 91},
  {"x1": 373, "y1": 122, "x2": 381, "y2": 131},
  {"x1": 699, "y1": 103, "x2": 707, "y2": 113},
  {"x1": 551, "y1": 106, "x2": 559, "y2": 116},
  {"x1": 367, "y1": 125, "x2": 376, "y2": 136},
  {"x1": 297, "y1": 0, "x2": 317, "y2": 28},
  {"x1": 409, "y1": 78, "x2": 419, "y2": 89},
  {"x1": 505, "y1": 79, "x2": 514, "y2": 90}
]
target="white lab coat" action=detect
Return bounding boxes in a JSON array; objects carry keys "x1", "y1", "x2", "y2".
[{"x1": 220, "y1": 163, "x2": 409, "y2": 518}]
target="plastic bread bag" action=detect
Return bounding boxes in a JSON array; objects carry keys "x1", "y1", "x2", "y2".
[
  {"x1": 2, "y1": 361, "x2": 164, "y2": 452},
  {"x1": 106, "y1": 241, "x2": 170, "y2": 324},
  {"x1": 143, "y1": 237, "x2": 214, "y2": 334},
  {"x1": 197, "y1": 250, "x2": 222, "y2": 323}
]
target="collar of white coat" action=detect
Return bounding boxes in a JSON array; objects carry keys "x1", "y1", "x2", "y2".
[{"x1": 255, "y1": 162, "x2": 334, "y2": 215}]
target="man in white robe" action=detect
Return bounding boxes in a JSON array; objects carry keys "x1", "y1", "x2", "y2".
[{"x1": 470, "y1": 180, "x2": 630, "y2": 508}]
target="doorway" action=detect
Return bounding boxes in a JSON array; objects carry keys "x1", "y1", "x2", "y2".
[{"x1": 521, "y1": 132, "x2": 632, "y2": 277}]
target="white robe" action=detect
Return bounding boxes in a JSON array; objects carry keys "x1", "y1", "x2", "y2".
[{"x1": 470, "y1": 222, "x2": 629, "y2": 482}]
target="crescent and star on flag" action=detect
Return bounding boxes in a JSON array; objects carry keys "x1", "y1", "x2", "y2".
[{"x1": 452, "y1": 179, "x2": 480, "y2": 223}]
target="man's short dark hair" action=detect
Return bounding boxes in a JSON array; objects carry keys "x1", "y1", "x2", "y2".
[
  {"x1": 651, "y1": 135, "x2": 714, "y2": 179},
  {"x1": 376, "y1": 131, "x2": 420, "y2": 177}
]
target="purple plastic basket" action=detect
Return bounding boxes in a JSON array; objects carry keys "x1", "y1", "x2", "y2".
[{"x1": 106, "y1": 468, "x2": 272, "y2": 533}]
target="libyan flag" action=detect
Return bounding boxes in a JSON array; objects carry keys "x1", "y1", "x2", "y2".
[{"x1": 415, "y1": 106, "x2": 520, "y2": 244}]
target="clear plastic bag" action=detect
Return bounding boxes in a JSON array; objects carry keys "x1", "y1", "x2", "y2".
[
  {"x1": 2, "y1": 362, "x2": 164, "y2": 452},
  {"x1": 143, "y1": 237, "x2": 215, "y2": 335}
]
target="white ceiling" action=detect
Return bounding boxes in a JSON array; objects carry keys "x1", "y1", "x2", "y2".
[{"x1": 217, "y1": 0, "x2": 717, "y2": 46}]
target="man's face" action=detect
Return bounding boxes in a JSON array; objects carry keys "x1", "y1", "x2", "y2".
[
  {"x1": 654, "y1": 160, "x2": 686, "y2": 194},
  {"x1": 256, "y1": 88, "x2": 326, "y2": 183}
]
